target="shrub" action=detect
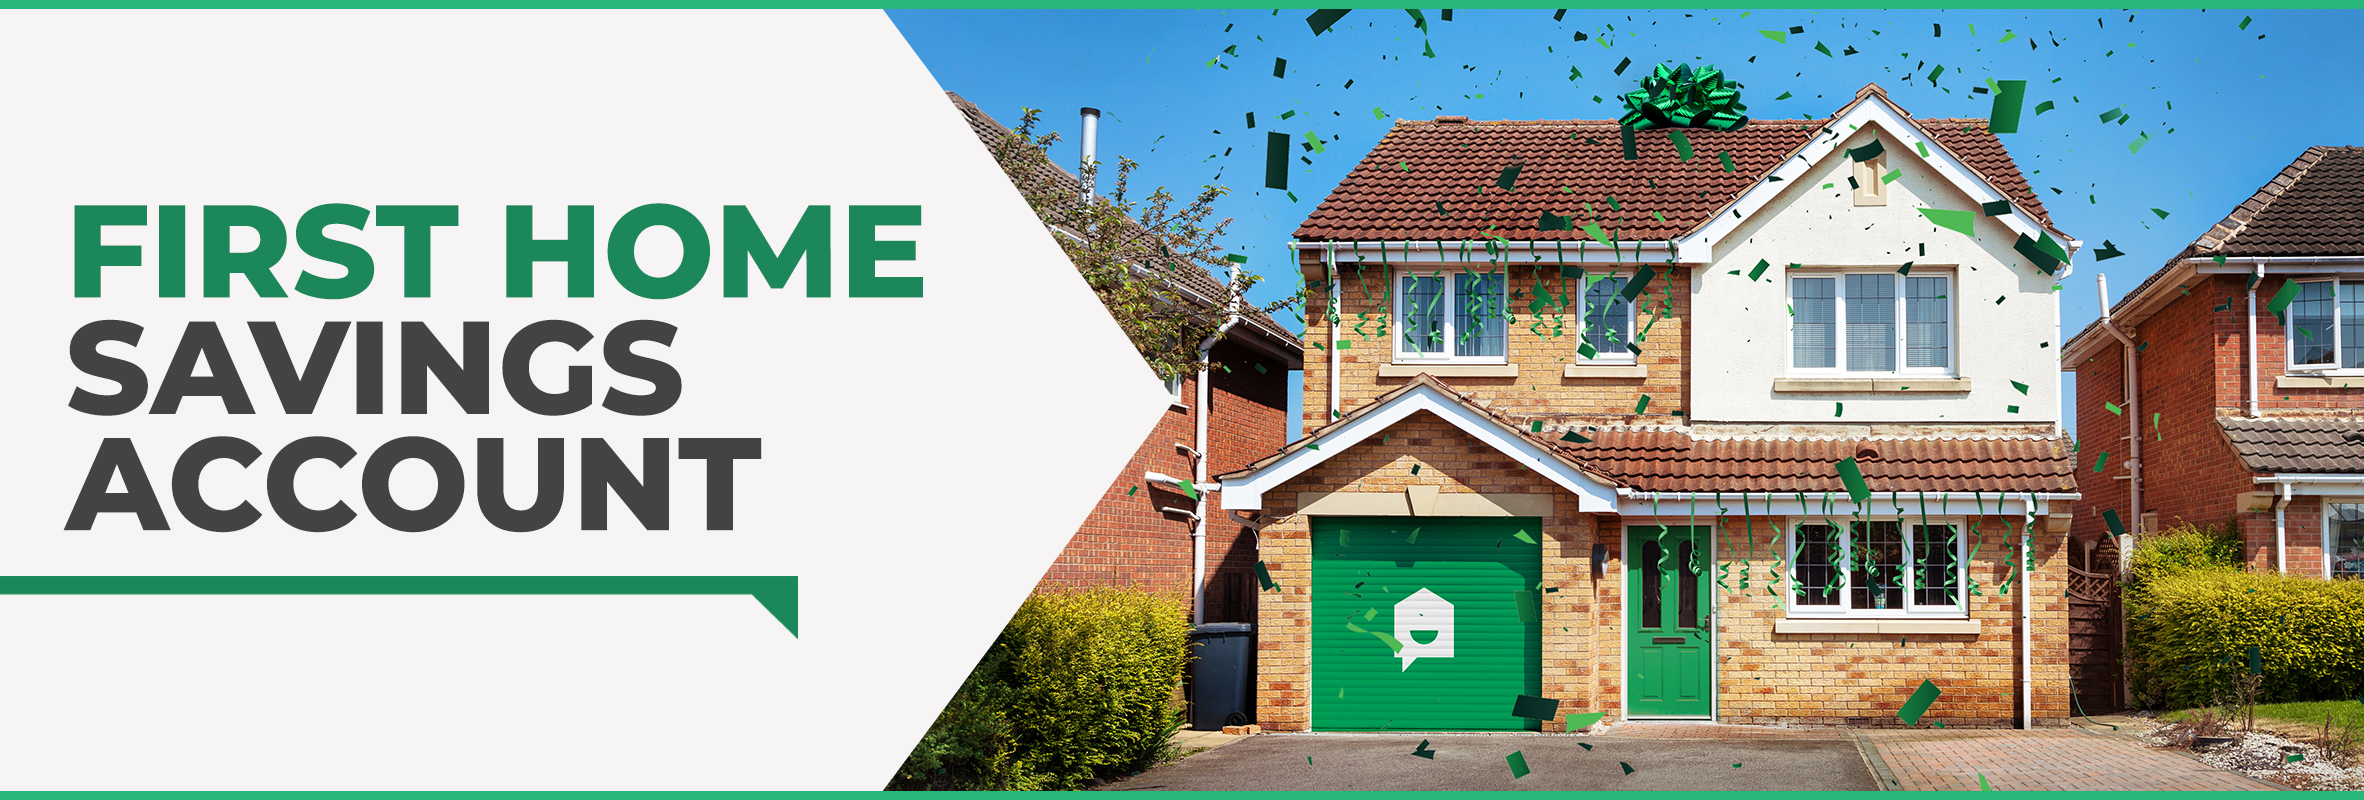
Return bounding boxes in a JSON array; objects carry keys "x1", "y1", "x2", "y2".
[
  {"x1": 891, "y1": 587, "x2": 1193, "y2": 790},
  {"x1": 2127, "y1": 520, "x2": 2244, "y2": 584},
  {"x1": 2125, "y1": 569, "x2": 2364, "y2": 710}
]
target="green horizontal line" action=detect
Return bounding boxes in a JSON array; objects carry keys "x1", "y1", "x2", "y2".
[{"x1": 0, "y1": 576, "x2": 797, "y2": 635}]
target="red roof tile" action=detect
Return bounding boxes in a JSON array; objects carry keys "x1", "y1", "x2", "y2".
[
  {"x1": 1293, "y1": 105, "x2": 2053, "y2": 244},
  {"x1": 1553, "y1": 426, "x2": 2077, "y2": 494}
]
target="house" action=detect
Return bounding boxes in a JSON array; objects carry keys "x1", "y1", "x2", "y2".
[
  {"x1": 1217, "y1": 84, "x2": 2082, "y2": 731},
  {"x1": 2061, "y1": 145, "x2": 2364, "y2": 582},
  {"x1": 950, "y1": 92, "x2": 1306, "y2": 628}
]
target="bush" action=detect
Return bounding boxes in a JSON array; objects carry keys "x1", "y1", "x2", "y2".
[
  {"x1": 891, "y1": 587, "x2": 1193, "y2": 790},
  {"x1": 2127, "y1": 520, "x2": 2245, "y2": 584},
  {"x1": 2125, "y1": 568, "x2": 2364, "y2": 710}
]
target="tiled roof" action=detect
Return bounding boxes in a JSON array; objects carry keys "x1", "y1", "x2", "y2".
[
  {"x1": 947, "y1": 92, "x2": 1302, "y2": 353},
  {"x1": 2207, "y1": 146, "x2": 2364, "y2": 258},
  {"x1": 1553, "y1": 427, "x2": 2078, "y2": 494},
  {"x1": 1220, "y1": 373, "x2": 2075, "y2": 495},
  {"x1": 2220, "y1": 417, "x2": 2364, "y2": 474},
  {"x1": 1291, "y1": 95, "x2": 2053, "y2": 243},
  {"x1": 2065, "y1": 146, "x2": 2364, "y2": 361}
]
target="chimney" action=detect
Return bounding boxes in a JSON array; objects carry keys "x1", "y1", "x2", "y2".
[{"x1": 1079, "y1": 106, "x2": 1101, "y2": 201}]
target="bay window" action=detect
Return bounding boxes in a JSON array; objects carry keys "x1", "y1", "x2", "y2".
[
  {"x1": 1790, "y1": 272, "x2": 1953, "y2": 375},
  {"x1": 1788, "y1": 519, "x2": 1966, "y2": 617},
  {"x1": 2286, "y1": 278, "x2": 2364, "y2": 372},
  {"x1": 1397, "y1": 271, "x2": 1507, "y2": 362}
]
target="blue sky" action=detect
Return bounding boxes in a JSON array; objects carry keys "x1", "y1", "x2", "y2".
[{"x1": 892, "y1": 8, "x2": 2364, "y2": 439}]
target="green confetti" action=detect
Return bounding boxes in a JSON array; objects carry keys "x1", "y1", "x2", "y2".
[
  {"x1": 1511, "y1": 694, "x2": 1559, "y2": 721},
  {"x1": 1264, "y1": 132, "x2": 1290, "y2": 190},
  {"x1": 1669, "y1": 130, "x2": 1694, "y2": 161},
  {"x1": 2151, "y1": 208, "x2": 2171, "y2": 220},
  {"x1": 1988, "y1": 80, "x2": 2027, "y2": 133},
  {"x1": 1719, "y1": 150, "x2": 1735, "y2": 173},
  {"x1": 1814, "y1": 41, "x2": 1833, "y2": 57},
  {"x1": 1513, "y1": 530, "x2": 1537, "y2": 545},
  {"x1": 2103, "y1": 508, "x2": 2126, "y2": 535},
  {"x1": 1412, "y1": 739, "x2": 1436, "y2": 759},
  {"x1": 1621, "y1": 762, "x2": 1636, "y2": 776},
  {"x1": 2267, "y1": 279, "x2": 2302, "y2": 324},
  {"x1": 1775, "y1": 91, "x2": 1793, "y2": 100},
  {"x1": 2012, "y1": 380, "x2": 2030, "y2": 394},
  {"x1": 1749, "y1": 259, "x2": 1772, "y2": 281},
  {"x1": 1633, "y1": 394, "x2": 1651, "y2": 414},
  {"x1": 2104, "y1": 402, "x2": 2123, "y2": 415},
  {"x1": 1579, "y1": 742, "x2": 1594, "y2": 751},
  {"x1": 1506, "y1": 751, "x2": 1531, "y2": 779},
  {"x1": 2093, "y1": 240, "x2": 2125, "y2": 260},
  {"x1": 1898, "y1": 679, "x2": 1942, "y2": 726},
  {"x1": 1835, "y1": 402, "x2": 1844, "y2": 417},
  {"x1": 1272, "y1": 57, "x2": 1287, "y2": 78},
  {"x1": 2094, "y1": 451, "x2": 2111, "y2": 472},
  {"x1": 1304, "y1": 8, "x2": 1350, "y2": 34},
  {"x1": 1565, "y1": 711, "x2": 1606, "y2": 730},
  {"x1": 1498, "y1": 160, "x2": 1522, "y2": 191},
  {"x1": 2240, "y1": 15, "x2": 2253, "y2": 29},
  {"x1": 1759, "y1": 29, "x2": 1787, "y2": 43},
  {"x1": 1255, "y1": 561, "x2": 1279, "y2": 590},
  {"x1": 1836, "y1": 457, "x2": 1871, "y2": 505},
  {"x1": 1848, "y1": 140, "x2": 1885, "y2": 162},
  {"x1": 1979, "y1": 774, "x2": 1993, "y2": 791},
  {"x1": 1918, "y1": 207, "x2": 1976, "y2": 237}
]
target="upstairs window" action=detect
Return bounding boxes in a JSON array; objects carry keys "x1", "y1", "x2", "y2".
[
  {"x1": 1579, "y1": 273, "x2": 1635, "y2": 361},
  {"x1": 1789, "y1": 519, "x2": 1966, "y2": 617},
  {"x1": 1397, "y1": 271, "x2": 1507, "y2": 362},
  {"x1": 2287, "y1": 278, "x2": 2364, "y2": 372},
  {"x1": 1790, "y1": 272, "x2": 1952, "y2": 375}
]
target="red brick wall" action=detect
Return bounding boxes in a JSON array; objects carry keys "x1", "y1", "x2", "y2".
[
  {"x1": 1037, "y1": 338, "x2": 1291, "y2": 623},
  {"x1": 2069, "y1": 273, "x2": 2357, "y2": 576}
]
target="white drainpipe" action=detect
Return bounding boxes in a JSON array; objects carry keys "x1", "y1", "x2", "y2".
[
  {"x1": 1326, "y1": 244, "x2": 1340, "y2": 420},
  {"x1": 2275, "y1": 482, "x2": 2292, "y2": 573},
  {"x1": 1078, "y1": 107, "x2": 1100, "y2": 202},
  {"x1": 2021, "y1": 498, "x2": 2035, "y2": 730},
  {"x1": 2096, "y1": 274, "x2": 2143, "y2": 543},
  {"x1": 2250, "y1": 260, "x2": 2264, "y2": 418},
  {"x1": 1191, "y1": 263, "x2": 1244, "y2": 626}
]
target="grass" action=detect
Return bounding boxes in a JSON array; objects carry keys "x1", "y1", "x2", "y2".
[{"x1": 2160, "y1": 700, "x2": 2364, "y2": 727}]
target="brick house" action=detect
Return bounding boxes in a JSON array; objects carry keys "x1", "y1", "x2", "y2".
[
  {"x1": 951, "y1": 92, "x2": 1305, "y2": 626},
  {"x1": 1216, "y1": 84, "x2": 2081, "y2": 730},
  {"x1": 2061, "y1": 146, "x2": 2364, "y2": 581}
]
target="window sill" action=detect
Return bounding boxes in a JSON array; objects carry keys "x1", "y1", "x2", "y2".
[
  {"x1": 1168, "y1": 402, "x2": 1191, "y2": 412},
  {"x1": 1772, "y1": 377, "x2": 1972, "y2": 393},
  {"x1": 1378, "y1": 363, "x2": 1519, "y2": 378},
  {"x1": 2278, "y1": 374, "x2": 2364, "y2": 389},
  {"x1": 1772, "y1": 618, "x2": 1981, "y2": 635},
  {"x1": 1564, "y1": 363, "x2": 1647, "y2": 379}
]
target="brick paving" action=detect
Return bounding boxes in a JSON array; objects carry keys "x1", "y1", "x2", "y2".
[{"x1": 1861, "y1": 729, "x2": 2273, "y2": 791}]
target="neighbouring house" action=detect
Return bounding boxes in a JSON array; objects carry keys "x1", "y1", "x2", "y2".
[
  {"x1": 2061, "y1": 145, "x2": 2364, "y2": 583},
  {"x1": 950, "y1": 92, "x2": 1305, "y2": 629},
  {"x1": 1217, "y1": 83, "x2": 2082, "y2": 731}
]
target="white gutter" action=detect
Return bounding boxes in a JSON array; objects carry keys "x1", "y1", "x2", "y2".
[
  {"x1": 1190, "y1": 262, "x2": 1245, "y2": 627},
  {"x1": 2250, "y1": 260, "x2": 2264, "y2": 418},
  {"x1": 2193, "y1": 254, "x2": 2364, "y2": 272},
  {"x1": 1326, "y1": 243, "x2": 1340, "y2": 420},
  {"x1": 2096, "y1": 273, "x2": 2143, "y2": 547},
  {"x1": 2255, "y1": 474, "x2": 2364, "y2": 485},
  {"x1": 1284, "y1": 239, "x2": 1679, "y2": 265},
  {"x1": 1609, "y1": 489, "x2": 2077, "y2": 517}
]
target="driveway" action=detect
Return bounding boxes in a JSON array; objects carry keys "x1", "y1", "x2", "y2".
[{"x1": 1108, "y1": 732, "x2": 1880, "y2": 791}]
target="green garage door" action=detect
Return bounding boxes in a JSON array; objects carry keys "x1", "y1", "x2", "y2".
[{"x1": 1310, "y1": 516, "x2": 1542, "y2": 731}]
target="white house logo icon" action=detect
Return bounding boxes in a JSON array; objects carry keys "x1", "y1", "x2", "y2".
[{"x1": 1394, "y1": 588, "x2": 1455, "y2": 671}]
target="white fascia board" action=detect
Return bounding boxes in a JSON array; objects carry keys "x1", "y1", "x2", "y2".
[
  {"x1": 1678, "y1": 99, "x2": 2079, "y2": 269},
  {"x1": 1218, "y1": 383, "x2": 1619, "y2": 512},
  {"x1": 1616, "y1": 495, "x2": 2056, "y2": 517},
  {"x1": 1295, "y1": 240, "x2": 1680, "y2": 267}
]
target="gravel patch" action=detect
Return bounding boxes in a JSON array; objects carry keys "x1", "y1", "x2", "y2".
[{"x1": 2136, "y1": 719, "x2": 2364, "y2": 791}]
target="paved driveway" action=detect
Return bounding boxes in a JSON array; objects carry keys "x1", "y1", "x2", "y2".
[
  {"x1": 1108, "y1": 733, "x2": 1880, "y2": 791},
  {"x1": 1860, "y1": 729, "x2": 2276, "y2": 791}
]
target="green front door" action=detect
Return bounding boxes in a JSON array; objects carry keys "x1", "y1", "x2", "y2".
[
  {"x1": 1627, "y1": 525, "x2": 1713, "y2": 717},
  {"x1": 1310, "y1": 516, "x2": 1541, "y2": 731}
]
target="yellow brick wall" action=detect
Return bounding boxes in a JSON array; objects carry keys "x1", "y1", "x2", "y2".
[{"x1": 1299, "y1": 255, "x2": 1689, "y2": 432}]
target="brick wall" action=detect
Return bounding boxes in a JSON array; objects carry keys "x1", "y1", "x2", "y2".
[
  {"x1": 2069, "y1": 273, "x2": 2355, "y2": 576},
  {"x1": 1253, "y1": 410, "x2": 2068, "y2": 730},
  {"x1": 1039, "y1": 338, "x2": 1291, "y2": 623},
  {"x1": 1299, "y1": 254, "x2": 1690, "y2": 432}
]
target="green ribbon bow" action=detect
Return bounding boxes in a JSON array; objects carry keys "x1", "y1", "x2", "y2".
[{"x1": 1618, "y1": 63, "x2": 1750, "y2": 131}]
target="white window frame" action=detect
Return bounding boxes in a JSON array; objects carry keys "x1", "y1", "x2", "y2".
[
  {"x1": 2284, "y1": 277, "x2": 2363, "y2": 375},
  {"x1": 1575, "y1": 271, "x2": 1638, "y2": 363},
  {"x1": 2328, "y1": 499, "x2": 2364, "y2": 581},
  {"x1": 1786, "y1": 269, "x2": 1956, "y2": 378},
  {"x1": 1784, "y1": 517, "x2": 1970, "y2": 618},
  {"x1": 1392, "y1": 268, "x2": 1510, "y2": 365}
]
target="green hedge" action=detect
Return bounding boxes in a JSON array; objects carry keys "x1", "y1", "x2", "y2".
[
  {"x1": 891, "y1": 587, "x2": 1193, "y2": 790},
  {"x1": 2126, "y1": 568, "x2": 2364, "y2": 709}
]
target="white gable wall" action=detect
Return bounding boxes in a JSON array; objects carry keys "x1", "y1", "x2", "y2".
[{"x1": 1688, "y1": 124, "x2": 2062, "y2": 425}]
